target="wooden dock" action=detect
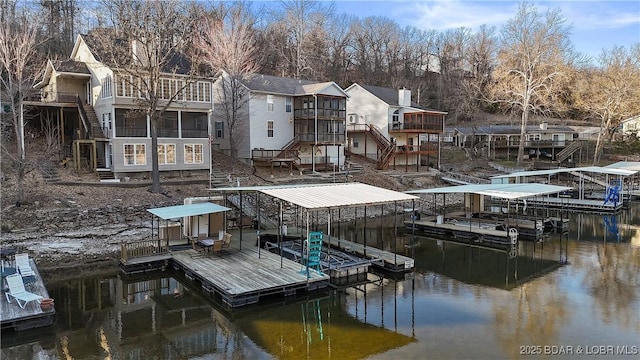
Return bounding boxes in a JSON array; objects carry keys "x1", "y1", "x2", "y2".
[
  {"x1": 321, "y1": 235, "x2": 415, "y2": 272},
  {"x1": 171, "y1": 247, "x2": 329, "y2": 307},
  {"x1": 264, "y1": 239, "x2": 375, "y2": 279},
  {"x1": 528, "y1": 197, "x2": 624, "y2": 213},
  {"x1": 1, "y1": 258, "x2": 55, "y2": 331},
  {"x1": 405, "y1": 217, "x2": 517, "y2": 251}
]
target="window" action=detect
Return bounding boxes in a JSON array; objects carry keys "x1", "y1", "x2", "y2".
[
  {"x1": 526, "y1": 134, "x2": 541, "y2": 141},
  {"x1": 101, "y1": 75, "x2": 112, "y2": 98},
  {"x1": 353, "y1": 140, "x2": 359, "y2": 148},
  {"x1": 267, "y1": 121, "x2": 274, "y2": 138},
  {"x1": 267, "y1": 94, "x2": 274, "y2": 111},
  {"x1": 184, "y1": 144, "x2": 203, "y2": 164},
  {"x1": 285, "y1": 96, "x2": 292, "y2": 112},
  {"x1": 158, "y1": 144, "x2": 176, "y2": 165},
  {"x1": 215, "y1": 121, "x2": 224, "y2": 138},
  {"x1": 124, "y1": 144, "x2": 146, "y2": 165}
]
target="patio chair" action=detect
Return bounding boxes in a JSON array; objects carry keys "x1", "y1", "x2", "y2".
[
  {"x1": 4, "y1": 273, "x2": 43, "y2": 309},
  {"x1": 14, "y1": 253, "x2": 36, "y2": 285},
  {"x1": 221, "y1": 233, "x2": 232, "y2": 249},
  {"x1": 211, "y1": 240, "x2": 223, "y2": 256}
]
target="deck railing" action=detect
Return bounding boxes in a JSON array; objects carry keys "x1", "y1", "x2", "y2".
[{"x1": 121, "y1": 239, "x2": 168, "y2": 262}]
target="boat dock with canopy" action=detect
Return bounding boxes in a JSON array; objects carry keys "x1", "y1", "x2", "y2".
[
  {"x1": 490, "y1": 165, "x2": 638, "y2": 212},
  {"x1": 212, "y1": 182, "x2": 419, "y2": 273},
  {"x1": 405, "y1": 183, "x2": 573, "y2": 252}
]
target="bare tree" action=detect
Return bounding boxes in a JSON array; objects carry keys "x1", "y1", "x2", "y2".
[
  {"x1": 0, "y1": 2, "x2": 43, "y2": 207},
  {"x1": 95, "y1": 0, "x2": 201, "y2": 193},
  {"x1": 490, "y1": 2, "x2": 573, "y2": 164},
  {"x1": 195, "y1": 2, "x2": 260, "y2": 159},
  {"x1": 576, "y1": 45, "x2": 640, "y2": 164}
]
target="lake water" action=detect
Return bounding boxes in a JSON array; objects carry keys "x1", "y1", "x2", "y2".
[{"x1": 2, "y1": 204, "x2": 639, "y2": 359}]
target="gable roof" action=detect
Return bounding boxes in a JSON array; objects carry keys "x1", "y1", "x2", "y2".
[
  {"x1": 348, "y1": 83, "x2": 445, "y2": 113},
  {"x1": 35, "y1": 59, "x2": 91, "y2": 89},
  {"x1": 53, "y1": 60, "x2": 90, "y2": 74},
  {"x1": 78, "y1": 31, "x2": 192, "y2": 74},
  {"x1": 240, "y1": 74, "x2": 348, "y2": 97},
  {"x1": 241, "y1": 73, "x2": 317, "y2": 95}
]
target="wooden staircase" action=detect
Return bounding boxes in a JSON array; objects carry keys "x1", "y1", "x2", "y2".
[
  {"x1": 365, "y1": 124, "x2": 396, "y2": 170},
  {"x1": 77, "y1": 97, "x2": 105, "y2": 139},
  {"x1": 38, "y1": 161, "x2": 61, "y2": 183},
  {"x1": 555, "y1": 141, "x2": 583, "y2": 163}
]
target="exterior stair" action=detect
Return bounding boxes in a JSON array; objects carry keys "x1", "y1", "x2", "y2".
[
  {"x1": 366, "y1": 124, "x2": 396, "y2": 170},
  {"x1": 39, "y1": 161, "x2": 61, "y2": 183},
  {"x1": 555, "y1": 141, "x2": 583, "y2": 163},
  {"x1": 77, "y1": 97, "x2": 105, "y2": 139}
]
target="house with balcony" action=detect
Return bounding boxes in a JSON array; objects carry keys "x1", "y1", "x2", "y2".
[
  {"x1": 211, "y1": 72, "x2": 349, "y2": 172},
  {"x1": 344, "y1": 84, "x2": 447, "y2": 170},
  {"x1": 29, "y1": 32, "x2": 213, "y2": 180},
  {"x1": 621, "y1": 115, "x2": 640, "y2": 138},
  {"x1": 451, "y1": 123, "x2": 579, "y2": 162}
]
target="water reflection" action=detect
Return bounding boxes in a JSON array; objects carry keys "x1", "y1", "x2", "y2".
[{"x1": 1, "y1": 205, "x2": 639, "y2": 359}]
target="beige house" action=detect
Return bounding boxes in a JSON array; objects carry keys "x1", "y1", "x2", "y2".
[{"x1": 30, "y1": 33, "x2": 214, "y2": 180}]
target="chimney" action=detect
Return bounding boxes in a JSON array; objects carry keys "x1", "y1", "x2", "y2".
[
  {"x1": 398, "y1": 88, "x2": 411, "y2": 107},
  {"x1": 539, "y1": 122, "x2": 548, "y2": 130}
]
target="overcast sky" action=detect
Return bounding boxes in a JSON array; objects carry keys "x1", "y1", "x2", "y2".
[{"x1": 332, "y1": 0, "x2": 640, "y2": 59}]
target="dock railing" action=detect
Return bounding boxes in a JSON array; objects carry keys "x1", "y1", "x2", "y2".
[{"x1": 121, "y1": 239, "x2": 168, "y2": 262}]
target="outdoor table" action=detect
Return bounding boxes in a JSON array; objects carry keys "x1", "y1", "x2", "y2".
[{"x1": 198, "y1": 239, "x2": 221, "y2": 254}]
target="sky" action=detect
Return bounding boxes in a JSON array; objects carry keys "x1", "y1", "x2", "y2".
[{"x1": 331, "y1": 0, "x2": 640, "y2": 60}]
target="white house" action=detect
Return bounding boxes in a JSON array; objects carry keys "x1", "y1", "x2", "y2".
[
  {"x1": 211, "y1": 72, "x2": 349, "y2": 171},
  {"x1": 621, "y1": 115, "x2": 640, "y2": 138},
  {"x1": 344, "y1": 84, "x2": 447, "y2": 170}
]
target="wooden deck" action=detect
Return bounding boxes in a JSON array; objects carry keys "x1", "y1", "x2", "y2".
[
  {"x1": 1, "y1": 259, "x2": 55, "y2": 331},
  {"x1": 528, "y1": 197, "x2": 624, "y2": 213},
  {"x1": 406, "y1": 217, "x2": 517, "y2": 252},
  {"x1": 322, "y1": 235, "x2": 415, "y2": 272},
  {"x1": 171, "y1": 246, "x2": 329, "y2": 307},
  {"x1": 264, "y1": 239, "x2": 375, "y2": 279}
]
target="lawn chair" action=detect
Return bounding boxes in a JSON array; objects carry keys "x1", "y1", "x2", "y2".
[
  {"x1": 14, "y1": 253, "x2": 36, "y2": 285},
  {"x1": 4, "y1": 273, "x2": 43, "y2": 309}
]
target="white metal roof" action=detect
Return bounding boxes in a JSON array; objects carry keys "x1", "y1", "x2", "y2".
[
  {"x1": 259, "y1": 182, "x2": 418, "y2": 209},
  {"x1": 491, "y1": 166, "x2": 637, "y2": 179},
  {"x1": 212, "y1": 183, "x2": 334, "y2": 192},
  {"x1": 406, "y1": 183, "x2": 573, "y2": 200},
  {"x1": 148, "y1": 202, "x2": 231, "y2": 220},
  {"x1": 605, "y1": 161, "x2": 640, "y2": 171}
]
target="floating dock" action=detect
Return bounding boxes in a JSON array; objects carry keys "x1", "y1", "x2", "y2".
[
  {"x1": 264, "y1": 239, "x2": 378, "y2": 279},
  {"x1": 0, "y1": 257, "x2": 55, "y2": 331},
  {"x1": 122, "y1": 244, "x2": 330, "y2": 308},
  {"x1": 406, "y1": 216, "x2": 517, "y2": 251},
  {"x1": 321, "y1": 235, "x2": 415, "y2": 272}
]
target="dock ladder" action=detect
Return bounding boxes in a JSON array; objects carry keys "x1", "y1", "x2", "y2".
[{"x1": 301, "y1": 231, "x2": 324, "y2": 278}]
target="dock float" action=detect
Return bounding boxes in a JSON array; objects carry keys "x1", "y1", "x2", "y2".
[
  {"x1": 322, "y1": 235, "x2": 415, "y2": 272},
  {"x1": 171, "y1": 247, "x2": 329, "y2": 307},
  {"x1": 264, "y1": 239, "x2": 377, "y2": 279},
  {"x1": 1, "y1": 257, "x2": 55, "y2": 331}
]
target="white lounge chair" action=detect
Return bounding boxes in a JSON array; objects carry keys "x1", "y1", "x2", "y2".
[
  {"x1": 4, "y1": 273, "x2": 43, "y2": 309},
  {"x1": 14, "y1": 253, "x2": 36, "y2": 285},
  {"x1": 14, "y1": 253, "x2": 35, "y2": 277}
]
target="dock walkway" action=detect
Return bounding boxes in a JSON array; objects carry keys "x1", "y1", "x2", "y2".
[
  {"x1": 322, "y1": 235, "x2": 414, "y2": 272},
  {"x1": 0, "y1": 258, "x2": 55, "y2": 331}
]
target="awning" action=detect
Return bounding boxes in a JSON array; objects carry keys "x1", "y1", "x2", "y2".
[
  {"x1": 406, "y1": 183, "x2": 573, "y2": 200},
  {"x1": 148, "y1": 202, "x2": 231, "y2": 220},
  {"x1": 491, "y1": 166, "x2": 637, "y2": 179},
  {"x1": 259, "y1": 182, "x2": 418, "y2": 210}
]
